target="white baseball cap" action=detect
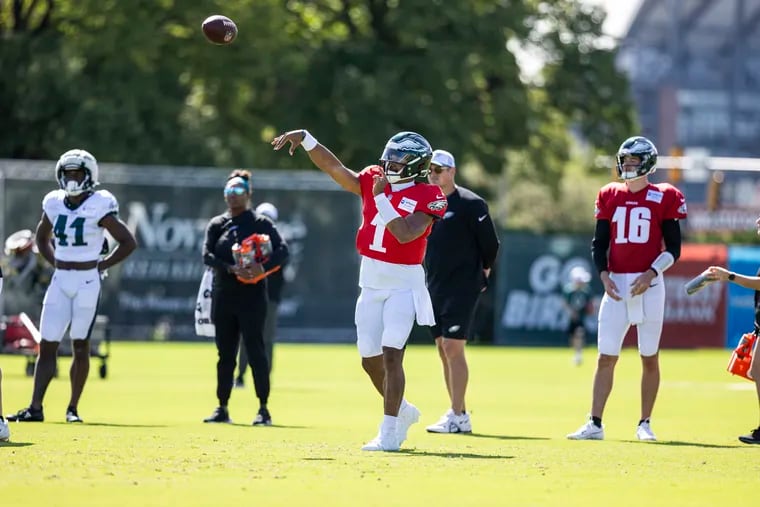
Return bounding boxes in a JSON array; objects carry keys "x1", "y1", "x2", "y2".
[
  {"x1": 255, "y1": 202, "x2": 279, "y2": 221},
  {"x1": 431, "y1": 149, "x2": 456, "y2": 168},
  {"x1": 570, "y1": 266, "x2": 591, "y2": 284}
]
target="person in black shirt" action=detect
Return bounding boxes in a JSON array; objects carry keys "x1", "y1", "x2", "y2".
[
  {"x1": 236, "y1": 202, "x2": 286, "y2": 386},
  {"x1": 423, "y1": 149, "x2": 499, "y2": 434},
  {"x1": 562, "y1": 266, "x2": 594, "y2": 366},
  {"x1": 703, "y1": 259, "x2": 760, "y2": 445},
  {"x1": 202, "y1": 170, "x2": 289, "y2": 426},
  {"x1": 0, "y1": 267, "x2": 8, "y2": 441}
]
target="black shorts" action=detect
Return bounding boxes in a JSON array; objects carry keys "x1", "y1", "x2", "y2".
[
  {"x1": 567, "y1": 319, "x2": 585, "y2": 335},
  {"x1": 430, "y1": 291, "x2": 480, "y2": 340}
]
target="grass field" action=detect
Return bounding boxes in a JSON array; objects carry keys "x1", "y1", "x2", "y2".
[{"x1": 1, "y1": 342, "x2": 758, "y2": 506}]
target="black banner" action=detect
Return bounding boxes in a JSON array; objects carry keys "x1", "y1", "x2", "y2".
[{"x1": 1, "y1": 161, "x2": 360, "y2": 341}]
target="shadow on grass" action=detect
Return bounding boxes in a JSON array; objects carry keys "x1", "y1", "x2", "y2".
[
  {"x1": 48, "y1": 422, "x2": 168, "y2": 428},
  {"x1": 398, "y1": 449, "x2": 515, "y2": 459},
  {"x1": 228, "y1": 423, "x2": 309, "y2": 429},
  {"x1": 466, "y1": 432, "x2": 550, "y2": 441},
  {"x1": 0, "y1": 441, "x2": 34, "y2": 447},
  {"x1": 302, "y1": 457, "x2": 336, "y2": 461},
  {"x1": 647, "y1": 440, "x2": 739, "y2": 449}
]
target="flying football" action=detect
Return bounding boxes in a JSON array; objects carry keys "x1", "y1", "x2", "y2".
[{"x1": 202, "y1": 15, "x2": 237, "y2": 45}]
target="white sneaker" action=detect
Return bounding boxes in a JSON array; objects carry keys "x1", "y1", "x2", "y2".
[
  {"x1": 567, "y1": 419, "x2": 604, "y2": 440},
  {"x1": 426, "y1": 409, "x2": 472, "y2": 434},
  {"x1": 636, "y1": 421, "x2": 657, "y2": 441},
  {"x1": 361, "y1": 432, "x2": 400, "y2": 452},
  {"x1": 0, "y1": 418, "x2": 10, "y2": 442},
  {"x1": 397, "y1": 403, "x2": 421, "y2": 445}
]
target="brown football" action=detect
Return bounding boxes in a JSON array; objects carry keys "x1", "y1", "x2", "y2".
[{"x1": 201, "y1": 15, "x2": 237, "y2": 45}]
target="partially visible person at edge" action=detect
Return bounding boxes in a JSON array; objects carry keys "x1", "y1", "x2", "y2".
[
  {"x1": 271, "y1": 129, "x2": 447, "y2": 452},
  {"x1": 562, "y1": 266, "x2": 594, "y2": 367},
  {"x1": 0, "y1": 268, "x2": 9, "y2": 441},
  {"x1": 7, "y1": 149, "x2": 137, "y2": 425},
  {"x1": 423, "y1": 149, "x2": 499, "y2": 435},
  {"x1": 567, "y1": 136, "x2": 687, "y2": 442},
  {"x1": 202, "y1": 170, "x2": 289, "y2": 426},
  {"x1": 236, "y1": 202, "x2": 287, "y2": 386},
  {"x1": 703, "y1": 222, "x2": 760, "y2": 444}
]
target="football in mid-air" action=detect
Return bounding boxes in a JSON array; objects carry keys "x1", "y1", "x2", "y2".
[{"x1": 202, "y1": 15, "x2": 237, "y2": 45}]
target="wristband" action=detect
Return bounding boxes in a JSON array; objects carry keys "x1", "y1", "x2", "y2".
[
  {"x1": 649, "y1": 251, "x2": 675, "y2": 277},
  {"x1": 301, "y1": 130, "x2": 318, "y2": 151},
  {"x1": 374, "y1": 194, "x2": 402, "y2": 224}
]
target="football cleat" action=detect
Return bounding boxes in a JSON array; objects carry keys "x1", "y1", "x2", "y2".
[
  {"x1": 361, "y1": 432, "x2": 400, "y2": 452},
  {"x1": 6, "y1": 406, "x2": 44, "y2": 422},
  {"x1": 0, "y1": 418, "x2": 9, "y2": 442},
  {"x1": 636, "y1": 421, "x2": 657, "y2": 441},
  {"x1": 738, "y1": 427, "x2": 760, "y2": 445},
  {"x1": 567, "y1": 419, "x2": 604, "y2": 440},
  {"x1": 66, "y1": 408, "x2": 84, "y2": 424},
  {"x1": 426, "y1": 409, "x2": 472, "y2": 434},
  {"x1": 253, "y1": 407, "x2": 272, "y2": 426},
  {"x1": 203, "y1": 406, "x2": 231, "y2": 424},
  {"x1": 397, "y1": 402, "x2": 421, "y2": 445}
]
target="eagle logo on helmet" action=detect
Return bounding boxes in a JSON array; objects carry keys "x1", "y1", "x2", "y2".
[
  {"x1": 616, "y1": 136, "x2": 658, "y2": 181},
  {"x1": 56, "y1": 149, "x2": 99, "y2": 197},
  {"x1": 379, "y1": 131, "x2": 433, "y2": 184}
]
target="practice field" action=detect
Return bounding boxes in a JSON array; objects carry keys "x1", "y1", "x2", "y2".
[{"x1": 1, "y1": 342, "x2": 757, "y2": 506}]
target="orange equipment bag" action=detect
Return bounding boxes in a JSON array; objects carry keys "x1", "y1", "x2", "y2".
[
  {"x1": 727, "y1": 332, "x2": 757, "y2": 381},
  {"x1": 231, "y1": 233, "x2": 280, "y2": 285}
]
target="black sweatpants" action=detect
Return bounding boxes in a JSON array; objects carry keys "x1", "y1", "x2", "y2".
[{"x1": 212, "y1": 284, "x2": 269, "y2": 407}]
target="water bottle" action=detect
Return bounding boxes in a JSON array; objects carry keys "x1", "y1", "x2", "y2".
[{"x1": 684, "y1": 270, "x2": 715, "y2": 295}]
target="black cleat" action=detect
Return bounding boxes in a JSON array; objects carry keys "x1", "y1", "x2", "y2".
[
  {"x1": 7, "y1": 407, "x2": 44, "y2": 422},
  {"x1": 738, "y1": 427, "x2": 760, "y2": 445},
  {"x1": 203, "y1": 406, "x2": 231, "y2": 423},
  {"x1": 253, "y1": 407, "x2": 272, "y2": 426},
  {"x1": 233, "y1": 377, "x2": 245, "y2": 388},
  {"x1": 66, "y1": 408, "x2": 84, "y2": 423}
]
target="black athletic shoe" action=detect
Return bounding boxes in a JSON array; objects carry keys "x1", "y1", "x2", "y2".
[
  {"x1": 203, "y1": 406, "x2": 231, "y2": 423},
  {"x1": 7, "y1": 407, "x2": 44, "y2": 422},
  {"x1": 233, "y1": 377, "x2": 244, "y2": 388},
  {"x1": 253, "y1": 407, "x2": 272, "y2": 426},
  {"x1": 738, "y1": 427, "x2": 760, "y2": 445},
  {"x1": 66, "y1": 408, "x2": 84, "y2": 423}
]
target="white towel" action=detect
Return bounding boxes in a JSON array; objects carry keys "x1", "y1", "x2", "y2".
[
  {"x1": 627, "y1": 293, "x2": 644, "y2": 325},
  {"x1": 412, "y1": 287, "x2": 436, "y2": 326},
  {"x1": 194, "y1": 268, "x2": 215, "y2": 337}
]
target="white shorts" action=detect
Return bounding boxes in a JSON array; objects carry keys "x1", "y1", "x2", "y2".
[
  {"x1": 355, "y1": 287, "x2": 416, "y2": 357},
  {"x1": 40, "y1": 268, "x2": 101, "y2": 342},
  {"x1": 597, "y1": 272, "x2": 665, "y2": 357}
]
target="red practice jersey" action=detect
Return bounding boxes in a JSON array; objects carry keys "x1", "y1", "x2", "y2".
[
  {"x1": 356, "y1": 165, "x2": 447, "y2": 265},
  {"x1": 595, "y1": 182, "x2": 687, "y2": 273}
]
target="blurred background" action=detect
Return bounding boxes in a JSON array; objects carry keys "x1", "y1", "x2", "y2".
[{"x1": 1, "y1": 0, "x2": 759, "y2": 353}]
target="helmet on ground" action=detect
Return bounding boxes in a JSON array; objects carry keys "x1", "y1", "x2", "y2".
[
  {"x1": 56, "y1": 149, "x2": 99, "y2": 196},
  {"x1": 616, "y1": 136, "x2": 658, "y2": 180},
  {"x1": 379, "y1": 131, "x2": 433, "y2": 184}
]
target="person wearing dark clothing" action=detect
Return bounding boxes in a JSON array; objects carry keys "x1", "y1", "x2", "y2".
[
  {"x1": 423, "y1": 149, "x2": 500, "y2": 434},
  {"x1": 202, "y1": 170, "x2": 289, "y2": 426},
  {"x1": 236, "y1": 202, "x2": 286, "y2": 385}
]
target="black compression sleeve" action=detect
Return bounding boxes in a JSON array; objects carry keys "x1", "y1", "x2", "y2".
[
  {"x1": 662, "y1": 219, "x2": 681, "y2": 261},
  {"x1": 591, "y1": 219, "x2": 610, "y2": 274}
]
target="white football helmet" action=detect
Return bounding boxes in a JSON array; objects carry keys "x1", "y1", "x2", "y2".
[{"x1": 56, "y1": 149, "x2": 99, "y2": 196}]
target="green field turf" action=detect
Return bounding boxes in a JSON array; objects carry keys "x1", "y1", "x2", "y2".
[{"x1": 1, "y1": 342, "x2": 758, "y2": 506}]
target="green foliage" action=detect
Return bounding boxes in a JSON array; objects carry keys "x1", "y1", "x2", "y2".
[{"x1": 0, "y1": 0, "x2": 637, "y2": 231}]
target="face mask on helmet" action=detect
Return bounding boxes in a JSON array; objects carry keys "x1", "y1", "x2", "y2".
[
  {"x1": 379, "y1": 132, "x2": 433, "y2": 184},
  {"x1": 616, "y1": 137, "x2": 658, "y2": 181},
  {"x1": 56, "y1": 149, "x2": 99, "y2": 196}
]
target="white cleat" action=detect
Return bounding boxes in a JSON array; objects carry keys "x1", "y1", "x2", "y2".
[
  {"x1": 567, "y1": 419, "x2": 604, "y2": 440},
  {"x1": 361, "y1": 433, "x2": 400, "y2": 452},
  {"x1": 636, "y1": 421, "x2": 657, "y2": 441},
  {"x1": 426, "y1": 409, "x2": 472, "y2": 434},
  {"x1": 0, "y1": 418, "x2": 10, "y2": 442},
  {"x1": 397, "y1": 403, "x2": 421, "y2": 445}
]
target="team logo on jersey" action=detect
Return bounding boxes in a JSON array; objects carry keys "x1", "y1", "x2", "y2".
[
  {"x1": 398, "y1": 197, "x2": 417, "y2": 214},
  {"x1": 427, "y1": 199, "x2": 447, "y2": 212},
  {"x1": 678, "y1": 200, "x2": 687, "y2": 214},
  {"x1": 645, "y1": 189, "x2": 663, "y2": 203}
]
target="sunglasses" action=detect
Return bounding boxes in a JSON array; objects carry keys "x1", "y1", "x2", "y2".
[
  {"x1": 430, "y1": 165, "x2": 449, "y2": 174},
  {"x1": 224, "y1": 186, "x2": 247, "y2": 196}
]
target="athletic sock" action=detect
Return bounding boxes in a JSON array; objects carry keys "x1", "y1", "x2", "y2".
[
  {"x1": 638, "y1": 418, "x2": 650, "y2": 426},
  {"x1": 591, "y1": 416, "x2": 602, "y2": 428}
]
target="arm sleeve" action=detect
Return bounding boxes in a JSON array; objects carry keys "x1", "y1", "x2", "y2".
[
  {"x1": 262, "y1": 222, "x2": 289, "y2": 272},
  {"x1": 473, "y1": 200, "x2": 499, "y2": 270},
  {"x1": 591, "y1": 219, "x2": 610, "y2": 274},
  {"x1": 661, "y1": 218, "x2": 681, "y2": 261},
  {"x1": 202, "y1": 217, "x2": 231, "y2": 271}
]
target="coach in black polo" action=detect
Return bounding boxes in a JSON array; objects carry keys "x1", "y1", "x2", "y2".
[{"x1": 423, "y1": 149, "x2": 500, "y2": 434}]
